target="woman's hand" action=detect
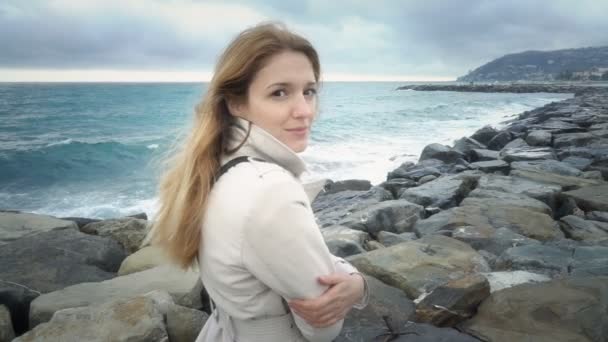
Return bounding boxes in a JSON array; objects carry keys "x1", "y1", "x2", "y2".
[{"x1": 288, "y1": 272, "x2": 365, "y2": 328}]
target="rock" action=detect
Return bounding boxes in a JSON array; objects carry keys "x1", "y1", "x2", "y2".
[
  {"x1": 58, "y1": 217, "x2": 101, "y2": 229},
  {"x1": 388, "y1": 160, "x2": 445, "y2": 181},
  {"x1": 322, "y1": 225, "x2": 369, "y2": 257},
  {"x1": 487, "y1": 131, "x2": 512, "y2": 151},
  {"x1": 419, "y1": 143, "x2": 465, "y2": 164},
  {"x1": 481, "y1": 271, "x2": 550, "y2": 292},
  {"x1": 323, "y1": 179, "x2": 372, "y2": 194},
  {"x1": 0, "y1": 305, "x2": 15, "y2": 342},
  {"x1": 476, "y1": 174, "x2": 562, "y2": 210},
  {"x1": 587, "y1": 211, "x2": 608, "y2": 223},
  {"x1": 502, "y1": 137, "x2": 529, "y2": 149},
  {"x1": 469, "y1": 149, "x2": 499, "y2": 162},
  {"x1": 166, "y1": 304, "x2": 208, "y2": 342},
  {"x1": 118, "y1": 246, "x2": 171, "y2": 276},
  {"x1": 452, "y1": 137, "x2": 486, "y2": 154},
  {"x1": 0, "y1": 229, "x2": 126, "y2": 334},
  {"x1": 496, "y1": 244, "x2": 572, "y2": 277},
  {"x1": 339, "y1": 200, "x2": 425, "y2": 237},
  {"x1": 128, "y1": 212, "x2": 148, "y2": 220},
  {"x1": 0, "y1": 212, "x2": 77, "y2": 245},
  {"x1": 29, "y1": 265, "x2": 200, "y2": 328},
  {"x1": 556, "y1": 197, "x2": 585, "y2": 218},
  {"x1": 471, "y1": 125, "x2": 499, "y2": 146},
  {"x1": 377, "y1": 231, "x2": 416, "y2": 247},
  {"x1": 582, "y1": 170, "x2": 604, "y2": 180},
  {"x1": 562, "y1": 184, "x2": 608, "y2": 212},
  {"x1": 499, "y1": 146, "x2": 557, "y2": 162},
  {"x1": 312, "y1": 187, "x2": 393, "y2": 228},
  {"x1": 529, "y1": 118, "x2": 585, "y2": 134},
  {"x1": 81, "y1": 217, "x2": 149, "y2": 254},
  {"x1": 347, "y1": 235, "x2": 489, "y2": 299},
  {"x1": 553, "y1": 131, "x2": 607, "y2": 148},
  {"x1": 469, "y1": 160, "x2": 510, "y2": 174},
  {"x1": 510, "y1": 169, "x2": 604, "y2": 191},
  {"x1": 366, "y1": 240, "x2": 386, "y2": 251},
  {"x1": 415, "y1": 274, "x2": 490, "y2": 327},
  {"x1": 14, "y1": 295, "x2": 168, "y2": 342},
  {"x1": 511, "y1": 159, "x2": 583, "y2": 177},
  {"x1": 399, "y1": 174, "x2": 478, "y2": 209},
  {"x1": 526, "y1": 130, "x2": 552, "y2": 146},
  {"x1": 561, "y1": 156, "x2": 593, "y2": 170},
  {"x1": 336, "y1": 275, "x2": 415, "y2": 342},
  {"x1": 571, "y1": 246, "x2": 608, "y2": 277},
  {"x1": 452, "y1": 226, "x2": 541, "y2": 256},
  {"x1": 459, "y1": 276, "x2": 608, "y2": 342},
  {"x1": 560, "y1": 215, "x2": 608, "y2": 242},
  {"x1": 461, "y1": 188, "x2": 552, "y2": 216},
  {"x1": 418, "y1": 175, "x2": 437, "y2": 184},
  {"x1": 414, "y1": 204, "x2": 562, "y2": 242},
  {"x1": 379, "y1": 178, "x2": 417, "y2": 198}
]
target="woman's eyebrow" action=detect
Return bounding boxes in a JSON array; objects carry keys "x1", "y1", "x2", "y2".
[{"x1": 266, "y1": 81, "x2": 317, "y2": 89}]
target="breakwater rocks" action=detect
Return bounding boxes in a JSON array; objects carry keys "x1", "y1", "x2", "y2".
[
  {"x1": 2, "y1": 88, "x2": 608, "y2": 341},
  {"x1": 397, "y1": 83, "x2": 607, "y2": 95}
]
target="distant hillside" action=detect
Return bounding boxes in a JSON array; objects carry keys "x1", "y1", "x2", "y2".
[{"x1": 457, "y1": 46, "x2": 608, "y2": 82}]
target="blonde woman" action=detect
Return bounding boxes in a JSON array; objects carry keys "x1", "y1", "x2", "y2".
[{"x1": 146, "y1": 22, "x2": 368, "y2": 341}]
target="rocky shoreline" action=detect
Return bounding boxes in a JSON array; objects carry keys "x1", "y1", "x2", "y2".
[
  {"x1": 397, "y1": 83, "x2": 607, "y2": 95},
  {"x1": 2, "y1": 86, "x2": 608, "y2": 341}
]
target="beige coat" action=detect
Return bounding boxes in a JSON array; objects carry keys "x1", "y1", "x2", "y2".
[{"x1": 195, "y1": 118, "x2": 367, "y2": 342}]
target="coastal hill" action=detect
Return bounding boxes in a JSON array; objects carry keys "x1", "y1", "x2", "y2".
[{"x1": 457, "y1": 46, "x2": 608, "y2": 82}]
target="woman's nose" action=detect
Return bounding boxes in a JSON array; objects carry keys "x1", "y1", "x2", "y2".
[{"x1": 292, "y1": 93, "x2": 314, "y2": 118}]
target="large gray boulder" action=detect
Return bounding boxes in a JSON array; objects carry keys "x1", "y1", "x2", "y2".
[
  {"x1": 495, "y1": 244, "x2": 572, "y2": 277},
  {"x1": 0, "y1": 212, "x2": 77, "y2": 245},
  {"x1": 560, "y1": 215, "x2": 608, "y2": 242},
  {"x1": 338, "y1": 200, "x2": 425, "y2": 237},
  {"x1": 476, "y1": 174, "x2": 562, "y2": 210},
  {"x1": 81, "y1": 217, "x2": 149, "y2": 254},
  {"x1": 511, "y1": 159, "x2": 583, "y2": 177},
  {"x1": 321, "y1": 225, "x2": 369, "y2": 257},
  {"x1": 481, "y1": 271, "x2": 550, "y2": 292},
  {"x1": 461, "y1": 188, "x2": 552, "y2": 216},
  {"x1": 419, "y1": 143, "x2": 465, "y2": 164},
  {"x1": 499, "y1": 146, "x2": 557, "y2": 162},
  {"x1": 14, "y1": 294, "x2": 169, "y2": 342},
  {"x1": 312, "y1": 187, "x2": 393, "y2": 228},
  {"x1": 399, "y1": 174, "x2": 478, "y2": 209},
  {"x1": 510, "y1": 169, "x2": 604, "y2": 192},
  {"x1": 525, "y1": 130, "x2": 552, "y2": 146},
  {"x1": 0, "y1": 305, "x2": 14, "y2": 342},
  {"x1": 29, "y1": 265, "x2": 200, "y2": 328},
  {"x1": 451, "y1": 226, "x2": 541, "y2": 256},
  {"x1": 562, "y1": 184, "x2": 608, "y2": 212},
  {"x1": 347, "y1": 235, "x2": 489, "y2": 299},
  {"x1": 460, "y1": 276, "x2": 608, "y2": 342}
]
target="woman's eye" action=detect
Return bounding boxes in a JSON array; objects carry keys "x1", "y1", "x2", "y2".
[
  {"x1": 271, "y1": 89, "x2": 287, "y2": 97},
  {"x1": 304, "y1": 88, "x2": 317, "y2": 96}
]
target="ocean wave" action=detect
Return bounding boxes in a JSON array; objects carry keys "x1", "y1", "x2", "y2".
[{"x1": 0, "y1": 140, "x2": 158, "y2": 187}]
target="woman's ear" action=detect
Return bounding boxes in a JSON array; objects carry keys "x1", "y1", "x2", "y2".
[{"x1": 226, "y1": 98, "x2": 245, "y2": 118}]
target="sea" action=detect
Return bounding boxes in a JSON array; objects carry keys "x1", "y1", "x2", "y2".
[{"x1": 0, "y1": 82, "x2": 571, "y2": 220}]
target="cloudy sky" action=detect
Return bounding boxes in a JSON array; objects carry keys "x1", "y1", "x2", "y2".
[{"x1": 1, "y1": 0, "x2": 607, "y2": 82}]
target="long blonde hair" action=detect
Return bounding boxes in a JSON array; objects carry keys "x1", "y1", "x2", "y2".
[{"x1": 145, "y1": 22, "x2": 321, "y2": 269}]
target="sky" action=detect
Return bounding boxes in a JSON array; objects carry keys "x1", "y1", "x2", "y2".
[{"x1": 1, "y1": 0, "x2": 607, "y2": 82}]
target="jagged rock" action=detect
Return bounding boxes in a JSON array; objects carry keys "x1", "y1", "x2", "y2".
[
  {"x1": 562, "y1": 184, "x2": 608, "y2": 212},
  {"x1": 14, "y1": 295, "x2": 168, "y2": 342},
  {"x1": 166, "y1": 303, "x2": 208, "y2": 342},
  {"x1": 561, "y1": 156, "x2": 593, "y2": 170},
  {"x1": 339, "y1": 200, "x2": 425, "y2": 237},
  {"x1": 415, "y1": 274, "x2": 490, "y2": 327},
  {"x1": 312, "y1": 187, "x2": 393, "y2": 228},
  {"x1": 587, "y1": 211, "x2": 608, "y2": 223},
  {"x1": 510, "y1": 159, "x2": 582, "y2": 177},
  {"x1": 461, "y1": 188, "x2": 552, "y2": 216},
  {"x1": 499, "y1": 146, "x2": 557, "y2": 162},
  {"x1": 476, "y1": 174, "x2": 562, "y2": 210},
  {"x1": 0, "y1": 305, "x2": 15, "y2": 342},
  {"x1": 366, "y1": 240, "x2": 385, "y2": 250},
  {"x1": 388, "y1": 159, "x2": 447, "y2": 181},
  {"x1": 502, "y1": 137, "x2": 529, "y2": 149},
  {"x1": 469, "y1": 160, "x2": 510, "y2": 174},
  {"x1": 553, "y1": 131, "x2": 608, "y2": 148},
  {"x1": 81, "y1": 217, "x2": 149, "y2": 254},
  {"x1": 379, "y1": 178, "x2": 417, "y2": 198},
  {"x1": 459, "y1": 276, "x2": 608, "y2": 342},
  {"x1": 560, "y1": 215, "x2": 608, "y2": 242},
  {"x1": 510, "y1": 169, "x2": 604, "y2": 191},
  {"x1": 399, "y1": 174, "x2": 478, "y2": 209},
  {"x1": 323, "y1": 179, "x2": 372, "y2": 194},
  {"x1": 377, "y1": 231, "x2": 417, "y2": 247},
  {"x1": 487, "y1": 131, "x2": 512, "y2": 151},
  {"x1": 582, "y1": 170, "x2": 604, "y2": 180},
  {"x1": 570, "y1": 246, "x2": 608, "y2": 277},
  {"x1": 29, "y1": 265, "x2": 200, "y2": 328},
  {"x1": 529, "y1": 118, "x2": 585, "y2": 134},
  {"x1": 418, "y1": 175, "x2": 437, "y2": 184},
  {"x1": 526, "y1": 130, "x2": 552, "y2": 146},
  {"x1": 347, "y1": 235, "x2": 489, "y2": 299},
  {"x1": 0, "y1": 212, "x2": 77, "y2": 245},
  {"x1": 469, "y1": 149, "x2": 499, "y2": 162},
  {"x1": 495, "y1": 245, "x2": 572, "y2": 277},
  {"x1": 481, "y1": 271, "x2": 550, "y2": 292},
  {"x1": 419, "y1": 144, "x2": 465, "y2": 164},
  {"x1": 451, "y1": 226, "x2": 541, "y2": 256},
  {"x1": 471, "y1": 125, "x2": 499, "y2": 146},
  {"x1": 452, "y1": 137, "x2": 486, "y2": 154},
  {"x1": 556, "y1": 197, "x2": 585, "y2": 218},
  {"x1": 321, "y1": 225, "x2": 369, "y2": 257}
]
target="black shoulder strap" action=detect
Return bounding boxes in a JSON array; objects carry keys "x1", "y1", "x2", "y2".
[{"x1": 215, "y1": 156, "x2": 266, "y2": 181}]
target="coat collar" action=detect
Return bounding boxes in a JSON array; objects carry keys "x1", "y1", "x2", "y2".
[{"x1": 222, "y1": 117, "x2": 307, "y2": 178}]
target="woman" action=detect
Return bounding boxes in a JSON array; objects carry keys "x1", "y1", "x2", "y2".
[{"x1": 146, "y1": 22, "x2": 368, "y2": 341}]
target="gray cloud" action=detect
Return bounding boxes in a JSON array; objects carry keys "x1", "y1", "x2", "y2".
[{"x1": 1, "y1": 0, "x2": 607, "y2": 78}]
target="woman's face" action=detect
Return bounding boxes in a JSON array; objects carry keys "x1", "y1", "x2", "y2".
[{"x1": 229, "y1": 50, "x2": 317, "y2": 153}]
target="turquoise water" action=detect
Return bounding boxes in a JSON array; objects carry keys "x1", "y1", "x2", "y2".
[{"x1": 0, "y1": 82, "x2": 571, "y2": 219}]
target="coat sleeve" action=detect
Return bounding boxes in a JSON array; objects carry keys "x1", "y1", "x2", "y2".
[
  {"x1": 241, "y1": 177, "x2": 343, "y2": 342},
  {"x1": 330, "y1": 255, "x2": 370, "y2": 310}
]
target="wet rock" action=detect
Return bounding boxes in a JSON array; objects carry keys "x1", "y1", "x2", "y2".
[
  {"x1": 470, "y1": 125, "x2": 499, "y2": 146},
  {"x1": 560, "y1": 156, "x2": 593, "y2": 170},
  {"x1": 399, "y1": 174, "x2": 478, "y2": 209},
  {"x1": 0, "y1": 212, "x2": 77, "y2": 245},
  {"x1": 562, "y1": 184, "x2": 608, "y2": 212},
  {"x1": 469, "y1": 160, "x2": 510, "y2": 174},
  {"x1": 495, "y1": 244, "x2": 571, "y2": 277},
  {"x1": 481, "y1": 270, "x2": 550, "y2": 292},
  {"x1": 81, "y1": 217, "x2": 149, "y2": 254},
  {"x1": 510, "y1": 169, "x2": 604, "y2": 191},
  {"x1": 560, "y1": 215, "x2": 608, "y2": 242},
  {"x1": 377, "y1": 231, "x2": 417, "y2": 247},
  {"x1": 511, "y1": 159, "x2": 582, "y2": 177},
  {"x1": 312, "y1": 187, "x2": 393, "y2": 228},
  {"x1": 322, "y1": 225, "x2": 369, "y2": 257},
  {"x1": 452, "y1": 226, "x2": 541, "y2": 256},
  {"x1": 526, "y1": 130, "x2": 552, "y2": 146},
  {"x1": 487, "y1": 131, "x2": 512, "y2": 151},
  {"x1": 379, "y1": 178, "x2": 417, "y2": 198},
  {"x1": 339, "y1": 200, "x2": 425, "y2": 237},
  {"x1": 323, "y1": 179, "x2": 372, "y2": 194},
  {"x1": 419, "y1": 144, "x2": 466, "y2": 164},
  {"x1": 499, "y1": 146, "x2": 557, "y2": 162},
  {"x1": 469, "y1": 149, "x2": 499, "y2": 162},
  {"x1": 452, "y1": 137, "x2": 486, "y2": 154},
  {"x1": 476, "y1": 174, "x2": 562, "y2": 210}
]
